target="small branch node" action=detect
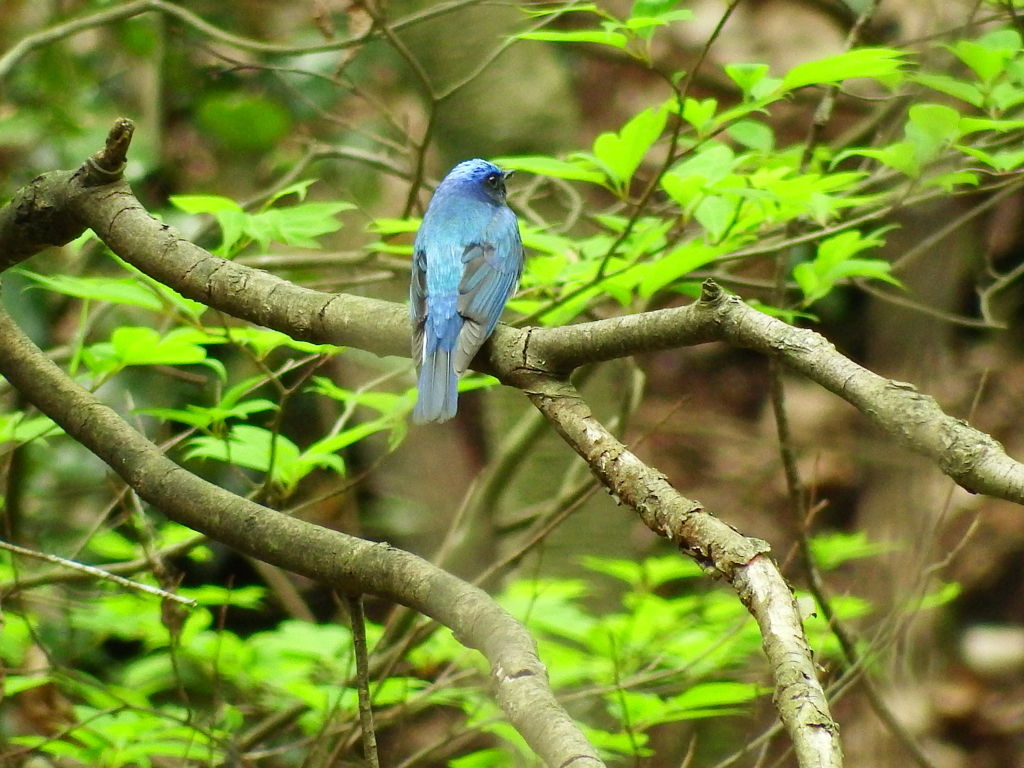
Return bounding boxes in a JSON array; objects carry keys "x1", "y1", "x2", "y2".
[{"x1": 81, "y1": 117, "x2": 135, "y2": 186}]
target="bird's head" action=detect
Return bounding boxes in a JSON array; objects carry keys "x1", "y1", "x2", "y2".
[{"x1": 444, "y1": 159, "x2": 514, "y2": 205}]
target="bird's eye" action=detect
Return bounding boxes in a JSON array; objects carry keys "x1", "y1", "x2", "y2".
[{"x1": 486, "y1": 174, "x2": 500, "y2": 187}]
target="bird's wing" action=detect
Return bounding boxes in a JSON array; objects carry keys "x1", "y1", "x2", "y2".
[
  {"x1": 454, "y1": 212, "x2": 524, "y2": 376},
  {"x1": 409, "y1": 246, "x2": 428, "y2": 372}
]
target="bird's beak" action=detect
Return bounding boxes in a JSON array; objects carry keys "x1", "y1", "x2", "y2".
[{"x1": 502, "y1": 169, "x2": 515, "y2": 180}]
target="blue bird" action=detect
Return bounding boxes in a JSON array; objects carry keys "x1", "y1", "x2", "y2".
[{"x1": 410, "y1": 159, "x2": 524, "y2": 423}]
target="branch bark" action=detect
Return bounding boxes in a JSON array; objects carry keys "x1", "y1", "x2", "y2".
[{"x1": 0, "y1": 298, "x2": 603, "y2": 768}]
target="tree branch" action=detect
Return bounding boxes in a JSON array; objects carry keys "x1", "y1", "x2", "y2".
[
  {"x1": 0, "y1": 299, "x2": 603, "y2": 768},
  {"x1": 520, "y1": 376, "x2": 841, "y2": 767}
]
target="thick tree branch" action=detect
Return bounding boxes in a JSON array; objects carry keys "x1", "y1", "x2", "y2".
[
  {"x1": 0, "y1": 300, "x2": 603, "y2": 768},
  {"x1": 688, "y1": 282, "x2": 1024, "y2": 501},
  {"x1": 520, "y1": 376, "x2": 841, "y2": 768}
]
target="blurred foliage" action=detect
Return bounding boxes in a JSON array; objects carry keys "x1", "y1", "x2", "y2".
[{"x1": 1, "y1": 526, "x2": 952, "y2": 765}]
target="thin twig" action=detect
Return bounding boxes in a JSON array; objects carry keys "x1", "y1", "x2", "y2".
[
  {"x1": 346, "y1": 593, "x2": 381, "y2": 768},
  {"x1": 0, "y1": 538, "x2": 197, "y2": 606}
]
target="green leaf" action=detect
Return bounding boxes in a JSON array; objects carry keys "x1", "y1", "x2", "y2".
[
  {"x1": 925, "y1": 170, "x2": 979, "y2": 192},
  {"x1": 808, "y1": 531, "x2": 895, "y2": 570},
  {"x1": 693, "y1": 195, "x2": 735, "y2": 242},
  {"x1": 582, "y1": 724, "x2": 652, "y2": 757},
  {"x1": 84, "y1": 326, "x2": 227, "y2": 379},
  {"x1": 978, "y1": 27, "x2": 1024, "y2": 53},
  {"x1": 518, "y1": 29, "x2": 629, "y2": 49},
  {"x1": 660, "y1": 171, "x2": 706, "y2": 208},
  {"x1": 834, "y1": 141, "x2": 920, "y2": 177},
  {"x1": 727, "y1": 119, "x2": 774, "y2": 152},
  {"x1": 178, "y1": 584, "x2": 265, "y2": 608},
  {"x1": 591, "y1": 105, "x2": 668, "y2": 187},
  {"x1": 916, "y1": 581, "x2": 961, "y2": 610},
  {"x1": 268, "y1": 178, "x2": 318, "y2": 204},
  {"x1": 781, "y1": 47, "x2": 905, "y2": 91},
  {"x1": 309, "y1": 377, "x2": 408, "y2": 415},
  {"x1": 626, "y1": 8, "x2": 693, "y2": 40},
  {"x1": 958, "y1": 144, "x2": 1024, "y2": 171},
  {"x1": 725, "y1": 62, "x2": 770, "y2": 99},
  {"x1": 185, "y1": 424, "x2": 300, "y2": 477},
  {"x1": 580, "y1": 557, "x2": 644, "y2": 586},
  {"x1": 216, "y1": 201, "x2": 355, "y2": 254},
  {"x1": 211, "y1": 326, "x2": 341, "y2": 359},
  {"x1": 904, "y1": 103, "x2": 962, "y2": 164},
  {"x1": 492, "y1": 155, "x2": 605, "y2": 183},
  {"x1": 138, "y1": 398, "x2": 276, "y2": 430},
  {"x1": 681, "y1": 97, "x2": 717, "y2": 134},
  {"x1": 631, "y1": 0, "x2": 683, "y2": 16},
  {"x1": 450, "y1": 748, "x2": 512, "y2": 768},
  {"x1": 168, "y1": 194, "x2": 243, "y2": 215},
  {"x1": 670, "y1": 143, "x2": 736, "y2": 186},
  {"x1": 667, "y1": 681, "x2": 762, "y2": 717},
  {"x1": 18, "y1": 271, "x2": 163, "y2": 311},
  {"x1": 950, "y1": 36, "x2": 1017, "y2": 83},
  {"x1": 638, "y1": 241, "x2": 721, "y2": 296},
  {"x1": 369, "y1": 218, "x2": 419, "y2": 235},
  {"x1": 3, "y1": 675, "x2": 53, "y2": 696},
  {"x1": 912, "y1": 72, "x2": 985, "y2": 107},
  {"x1": 0, "y1": 412, "x2": 62, "y2": 442},
  {"x1": 959, "y1": 116, "x2": 1024, "y2": 135},
  {"x1": 638, "y1": 555, "x2": 704, "y2": 585},
  {"x1": 990, "y1": 79, "x2": 1024, "y2": 110},
  {"x1": 793, "y1": 228, "x2": 900, "y2": 305}
]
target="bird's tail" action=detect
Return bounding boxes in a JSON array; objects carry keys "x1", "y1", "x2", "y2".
[{"x1": 413, "y1": 344, "x2": 458, "y2": 423}]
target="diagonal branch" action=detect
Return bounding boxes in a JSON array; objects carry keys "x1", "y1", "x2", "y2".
[
  {"x1": 521, "y1": 376, "x2": 841, "y2": 768},
  {"x1": 0, "y1": 298, "x2": 603, "y2": 768}
]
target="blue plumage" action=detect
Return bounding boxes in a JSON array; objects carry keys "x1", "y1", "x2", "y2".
[{"x1": 410, "y1": 159, "x2": 525, "y2": 423}]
